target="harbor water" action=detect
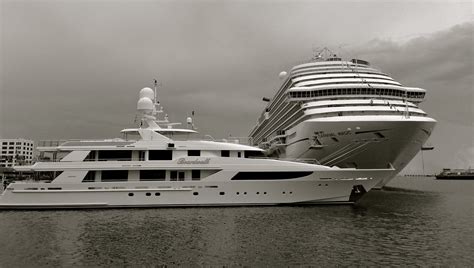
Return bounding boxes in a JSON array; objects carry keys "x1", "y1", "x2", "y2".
[{"x1": 0, "y1": 176, "x2": 472, "y2": 266}]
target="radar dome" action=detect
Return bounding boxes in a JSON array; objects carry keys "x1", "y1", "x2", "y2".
[
  {"x1": 139, "y1": 87, "x2": 154, "y2": 101},
  {"x1": 137, "y1": 97, "x2": 154, "y2": 112},
  {"x1": 279, "y1": 71, "x2": 288, "y2": 79}
]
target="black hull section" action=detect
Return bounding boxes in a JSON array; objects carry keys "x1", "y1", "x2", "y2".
[{"x1": 435, "y1": 175, "x2": 474, "y2": 180}]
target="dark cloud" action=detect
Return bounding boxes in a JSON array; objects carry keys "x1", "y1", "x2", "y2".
[
  {"x1": 0, "y1": 1, "x2": 472, "y2": 172},
  {"x1": 347, "y1": 23, "x2": 473, "y2": 172}
]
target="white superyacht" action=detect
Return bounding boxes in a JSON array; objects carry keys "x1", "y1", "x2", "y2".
[
  {"x1": 0, "y1": 85, "x2": 393, "y2": 209},
  {"x1": 249, "y1": 49, "x2": 436, "y2": 187}
]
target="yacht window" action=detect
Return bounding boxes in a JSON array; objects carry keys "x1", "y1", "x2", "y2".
[
  {"x1": 231, "y1": 171, "x2": 313, "y2": 180},
  {"x1": 170, "y1": 171, "x2": 178, "y2": 181},
  {"x1": 140, "y1": 170, "x2": 166, "y2": 181},
  {"x1": 85, "y1": 151, "x2": 96, "y2": 161},
  {"x1": 101, "y1": 170, "x2": 128, "y2": 182},
  {"x1": 178, "y1": 171, "x2": 185, "y2": 181},
  {"x1": 237, "y1": 152, "x2": 242, "y2": 158},
  {"x1": 139, "y1": 151, "x2": 146, "y2": 161},
  {"x1": 82, "y1": 171, "x2": 96, "y2": 182},
  {"x1": 188, "y1": 150, "x2": 201, "y2": 156},
  {"x1": 244, "y1": 151, "x2": 265, "y2": 158},
  {"x1": 98, "y1": 150, "x2": 132, "y2": 161},
  {"x1": 221, "y1": 150, "x2": 230, "y2": 157},
  {"x1": 192, "y1": 170, "x2": 200, "y2": 180},
  {"x1": 149, "y1": 150, "x2": 173, "y2": 160}
]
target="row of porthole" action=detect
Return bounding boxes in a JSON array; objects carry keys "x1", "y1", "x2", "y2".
[
  {"x1": 318, "y1": 184, "x2": 329, "y2": 186},
  {"x1": 216, "y1": 191, "x2": 293, "y2": 196},
  {"x1": 128, "y1": 192, "x2": 161, "y2": 197},
  {"x1": 128, "y1": 191, "x2": 296, "y2": 197}
]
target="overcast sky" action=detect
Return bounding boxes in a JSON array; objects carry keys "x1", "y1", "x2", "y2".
[{"x1": 1, "y1": 0, "x2": 472, "y2": 173}]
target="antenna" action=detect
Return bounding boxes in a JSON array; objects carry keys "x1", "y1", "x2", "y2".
[{"x1": 153, "y1": 79, "x2": 159, "y2": 105}]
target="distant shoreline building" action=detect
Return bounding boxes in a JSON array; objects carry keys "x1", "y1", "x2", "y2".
[{"x1": 0, "y1": 138, "x2": 35, "y2": 167}]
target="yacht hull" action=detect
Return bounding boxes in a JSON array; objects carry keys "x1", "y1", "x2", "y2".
[{"x1": 0, "y1": 177, "x2": 380, "y2": 209}]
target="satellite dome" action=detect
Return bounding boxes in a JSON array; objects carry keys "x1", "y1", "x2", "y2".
[
  {"x1": 137, "y1": 97, "x2": 154, "y2": 112},
  {"x1": 279, "y1": 71, "x2": 288, "y2": 79},
  {"x1": 139, "y1": 87, "x2": 154, "y2": 101}
]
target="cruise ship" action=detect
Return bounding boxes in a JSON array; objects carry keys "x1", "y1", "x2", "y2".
[
  {"x1": 249, "y1": 49, "x2": 436, "y2": 187},
  {"x1": 0, "y1": 85, "x2": 393, "y2": 209}
]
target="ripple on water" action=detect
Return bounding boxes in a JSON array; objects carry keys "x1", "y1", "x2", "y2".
[{"x1": 0, "y1": 178, "x2": 472, "y2": 266}]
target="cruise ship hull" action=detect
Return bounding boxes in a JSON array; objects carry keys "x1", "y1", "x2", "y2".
[
  {"x1": 0, "y1": 176, "x2": 383, "y2": 209},
  {"x1": 269, "y1": 116, "x2": 436, "y2": 188}
]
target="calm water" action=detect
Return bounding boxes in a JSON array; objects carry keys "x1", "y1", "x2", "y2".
[{"x1": 0, "y1": 176, "x2": 472, "y2": 266}]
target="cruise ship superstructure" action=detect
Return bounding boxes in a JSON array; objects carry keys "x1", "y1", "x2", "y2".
[
  {"x1": 0, "y1": 84, "x2": 394, "y2": 209},
  {"x1": 249, "y1": 50, "x2": 436, "y2": 187}
]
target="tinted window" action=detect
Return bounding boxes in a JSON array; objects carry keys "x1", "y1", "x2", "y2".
[
  {"x1": 170, "y1": 171, "x2": 178, "y2": 181},
  {"x1": 149, "y1": 150, "x2": 173, "y2": 160},
  {"x1": 244, "y1": 151, "x2": 265, "y2": 158},
  {"x1": 98, "y1": 150, "x2": 132, "y2": 161},
  {"x1": 221, "y1": 150, "x2": 230, "y2": 157},
  {"x1": 192, "y1": 170, "x2": 200, "y2": 180},
  {"x1": 140, "y1": 170, "x2": 166, "y2": 181},
  {"x1": 231, "y1": 171, "x2": 312, "y2": 180},
  {"x1": 188, "y1": 150, "x2": 200, "y2": 156},
  {"x1": 101, "y1": 170, "x2": 128, "y2": 182},
  {"x1": 82, "y1": 171, "x2": 96, "y2": 182}
]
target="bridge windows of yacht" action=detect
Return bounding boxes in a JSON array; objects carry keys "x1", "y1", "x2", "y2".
[
  {"x1": 188, "y1": 150, "x2": 201, "y2": 156},
  {"x1": 98, "y1": 150, "x2": 132, "y2": 161},
  {"x1": 221, "y1": 150, "x2": 230, "y2": 157},
  {"x1": 149, "y1": 150, "x2": 173, "y2": 160}
]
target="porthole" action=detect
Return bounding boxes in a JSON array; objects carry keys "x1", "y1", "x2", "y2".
[
  {"x1": 128, "y1": 193, "x2": 134, "y2": 197},
  {"x1": 325, "y1": 184, "x2": 328, "y2": 186},
  {"x1": 155, "y1": 192, "x2": 161, "y2": 196},
  {"x1": 244, "y1": 192, "x2": 247, "y2": 195},
  {"x1": 236, "y1": 192, "x2": 240, "y2": 195},
  {"x1": 264, "y1": 192, "x2": 267, "y2": 195},
  {"x1": 193, "y1": 192, "x2": 199, "y2": 196},
  {"x1": 256, "y1": 192, "x2": 260, "y2": 195},
  {"x1": 146, "y1": 192, "x2": 151, "y2": 196},
  {"x1": 282, "y1": 191, "x2": 286, "y2": 194},
  {"x1": 289, "y1": 191, "x2": 293, "y2": 194},
  {"x1": 219, "y1": 192, "x2": 225, "y2": 195}
]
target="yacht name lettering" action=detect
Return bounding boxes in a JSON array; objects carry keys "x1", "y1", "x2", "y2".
[
  {"x1": 314, "y1": 131, "x2": 351, "y2": 138},
  {"x1": 177, "y1": 158, "x2": 211, "y2": 165}
]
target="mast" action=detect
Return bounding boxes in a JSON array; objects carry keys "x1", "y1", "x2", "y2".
[{"x1": 153, "y1": 79, "x2": 159, "y2": 106}]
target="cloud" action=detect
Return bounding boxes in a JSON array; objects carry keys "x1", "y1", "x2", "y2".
[
  {"x1": 0, "y1": 1, "x2": 472, "y2": 172},
  {"x1": 350, "y1": 23, "x2": 473, "y2": 173}
]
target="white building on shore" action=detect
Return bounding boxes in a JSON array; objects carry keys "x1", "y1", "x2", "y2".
[{"x1": 0, "y1": 138, "x2": 35, "y2": 167}]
